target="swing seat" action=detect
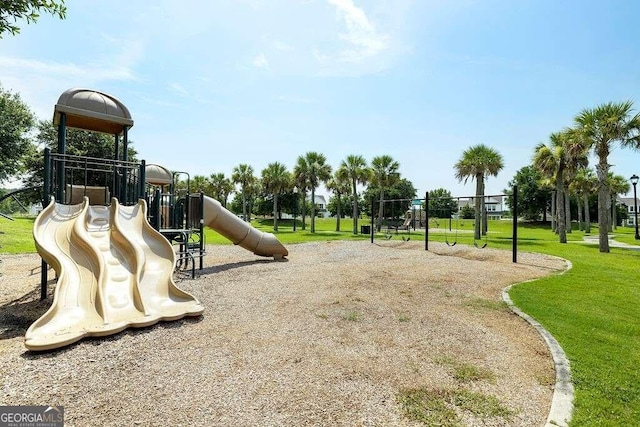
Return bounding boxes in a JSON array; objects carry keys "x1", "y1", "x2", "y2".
[{"x1": 474, "y1": 241, "x2": 488, "y2": 249}]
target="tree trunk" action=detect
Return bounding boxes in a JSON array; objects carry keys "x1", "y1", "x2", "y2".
[
  {"x1": 577, "y1": 194, "x2": 583, "y2": 231},
  {"x1": 556, "y1": 173, "x2": 567, "y2": 243},
  {"x1": 595, "y1": 163, "x2": 610, "y2": 252},
  {"x1": 377, "y1": 189, "x2": 385, "y2": 232},
  {"x1": 474, "y1": 175, "x2": 482, "y2": 240},
  {"x1": 565, "y1": 190, "x2": 571, "y2": 233},
  {"x1": 242, "y1": 191, "x2": 247, "y2": 222},
  {"x1": 301, "y1": 191, "x2": 307, "y2": 230},
  {"x1": 336, "y1": 194, "x2": 341, "y2": 232},
  {"x1": 311, "y1": 187, "x2": 316, "y2": 233},
  {"x1": 583, "y1": 192, "x2": 591, "y2": 234},
  {"x1": 551, "y1": 191, "x2": 556, "y2": 232},
  {"x1": 352, "y1": 179, "x2": 358, "y2": 234},
  {"x1": 273, "y1": 194, "x2": 279, "y2": 231}
]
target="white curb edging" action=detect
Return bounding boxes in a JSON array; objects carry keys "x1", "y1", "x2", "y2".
[{"x1": 502, "y1": 259, "x2": 574, "y2": 427}]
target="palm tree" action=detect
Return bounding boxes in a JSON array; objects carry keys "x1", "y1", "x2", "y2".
[
  {"x1": 191, "y1": 175, "x2": 210, "y2": 193},
  {"x1": 293, "y1": 157, "x2": 309, "y2": 231},
  {"x1": 261, "y1": 162, "x2": 291, "y2": 231},
  {"x1": 232, "y1": 164, "x2": 256, "y2": 222},
  {"x1": 295, "y1": 152, "x2": 332, "y2": 233},
  {"x1": 326, "y1": 172, "x2": 351, "y2": 232},
  {"x1": 609, "y1": 173, "x2": 630, "y2": 231},
  {"x1": 574, "y1": 101, "x2": 640, "y2": 252},
  {"x1": 533, "y1": 130, "x2": 588, "y2": 243},
  {"x1": 371, "y1": 155, "x2": 400, "y2": 232},
  {"x1": 337, "y1": 155, "x2": 369, "y2": 234},
  {"x1": 571, "y1": 167, "x2": 596, "y2": 232},
  {"x1": 454, "y1": 144, "x2": 504, "y2": 240},
  {"x1": 209, "y1": 172, "x2": 234, "y2": 207}
]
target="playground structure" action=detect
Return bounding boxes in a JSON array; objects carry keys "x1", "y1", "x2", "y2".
[{"x1": 25, "y1": 88, "x2": 287, "y2": 351}]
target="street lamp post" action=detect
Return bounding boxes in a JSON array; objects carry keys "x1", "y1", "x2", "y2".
[
  {"x1": 631, "y1": 175, "x2": 639, "y2": 239},
  {"x1": 293, "y1": 186, "x2": 298, "y2": 232}
]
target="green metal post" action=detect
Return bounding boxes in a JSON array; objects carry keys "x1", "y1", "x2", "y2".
[{"x1": 56, "y1": 113, "x2": 66, "y2": 202}]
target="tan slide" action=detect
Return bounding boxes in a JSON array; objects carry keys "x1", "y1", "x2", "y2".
[
  {"x1": 202, "y1": 195, "x2": 288, "y2": 259},
  {"x1": 26, "y1": 197, "x2": 203, "y2": 351}
]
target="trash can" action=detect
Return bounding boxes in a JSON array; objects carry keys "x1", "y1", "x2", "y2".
[{"x1": 360, "y1": 225, "x2": 371, "y2": 234}]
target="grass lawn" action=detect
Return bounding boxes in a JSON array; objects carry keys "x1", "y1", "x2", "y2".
[{"x1": 2, "y1": 214, "x2": 640, "y2": 425}]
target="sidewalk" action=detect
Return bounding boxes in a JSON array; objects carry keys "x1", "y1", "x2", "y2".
[{"x1": 577, "y1": 234, "x2": 640, "y2": 250}]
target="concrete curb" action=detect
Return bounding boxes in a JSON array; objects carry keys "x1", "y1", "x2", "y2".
[{"x1": 502, "y1": 258, "x2": 574, "y2": 427}]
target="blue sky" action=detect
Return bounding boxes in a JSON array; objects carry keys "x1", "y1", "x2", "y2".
[{"x1": 2, "y1": 0, "x2": 640, "y2": 198}]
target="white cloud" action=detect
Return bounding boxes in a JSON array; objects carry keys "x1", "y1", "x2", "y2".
[
  {"x1": 168, "y1": 82, "x2": 189, "y2": 97},
  {"x1": 0, "y1": 56, "x2": 139, "y2": 119},
  {"x1": 252, "y1": 53, "x2": 270, "y2": 69},
  {"x1": 273, "y1": 40, "x2": 293, "y2": 51},
  {"x1": 328, "y1": 0, "x2": 390, "y2": 62}
]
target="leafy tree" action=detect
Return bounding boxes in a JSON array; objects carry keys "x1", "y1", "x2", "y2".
[
  {"x1": 460, "y1": 204, "x2": 475, "y2": 219},
  {"x1": 209, "y1": 172, "x2": 233, "y2": 207},
  {"x1": 371, "y1": 155, "x2": 400, "y2": 231},
  {"x1": 364, "y1": 177, "x2": 416, "y2": 223},
  {"x1": 575, "y1": 101, "x2": 640, "y2": 252},
  {"x1": 0, "y1": 86, "x2": 35, "y2": 182},
  {"x1": 295, "y1": 152, "x2": 331, "y2": 233},
  {"x1": 504, "y1": 165, "x2": 552, "y2": 221},
  {"x1": 231, "y1": 163, "x2": 256, "y2": 222},
  {"x1": 261, "y1": 162, "x2": 291, "y2": 231},
  {"x1": 337, "y1": 155, "x2": 369, "y2": 234},
  {"x1": 23, "y1": 120, "x2": 138, "y2": 199},
  {"x1": 428, "y1": 188, "x2": 457, "y2": 218},
  {"x1": 0, "y1": 0, "x2": 66, "y2": 37},
  {"x1": 454, "y1": 144, "x2": 504, "y2": 240},
  {"x1": 326, "y1": 172, "x2": 351, "y2": 231},
  {"x1": 327, "y1": 192, "x2": 351, "y2": 218}
]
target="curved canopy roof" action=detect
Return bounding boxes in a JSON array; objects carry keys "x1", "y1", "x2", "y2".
[
  {"x1": 53, "y1": 88, "x2": 133, "y2": 135},
  {"x1": 145, "y1": 164, "x2": 173, "y2": 186}
]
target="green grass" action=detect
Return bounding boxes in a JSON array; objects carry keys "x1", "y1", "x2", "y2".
[
  {"x1": 435, "y1": 356, "x2": 496, "y2": 383},
  {"x1": 4, "y1": 214, "x2": 640, "y2": 424},
  {"x1": 204, "y1": 217, "x2": 375, "y2": 245},
  {"x1": 397, "y1": 387, "x2": 514, "y2": 426},
  {"x1": 0, "y1": 216, "x2": 37, "y2": 254},
  {"x1": 342, "y1": 310, "x2": 362, "y2": 322}
]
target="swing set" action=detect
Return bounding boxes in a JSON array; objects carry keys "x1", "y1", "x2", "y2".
[{"x1": 370, "y1": 188, "x2": 520, "y2": 263}]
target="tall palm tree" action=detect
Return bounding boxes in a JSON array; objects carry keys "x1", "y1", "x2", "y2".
[
  {"x1": 609, "y1": 173, "x2": 630, "y2": 231},
  {"x1": 232, "y1": 164, "x2": 256, "y2": 222},
  {"x1": 293, "y1": 157, "x2": 309, "y2": 231},
  {"x1": 295, "y1": 152, "x2": 332, "y2": 233},
  {"x1": 371, "y1": 155, "x2": 400, "y2": 232},
  {"x1": 337, "y1": 155, "x2": 369, "y2": 234},
  {"x1": 209, "y1": 172, "x2": 234, "y2": 207},
  {"x1": 261, "y1": 162, "x2": 291, "y2": 231},
  {"x1": 454, "y1": 144, "x2": 504, "y2": 240},
  {"x1": 326, "y1": 172, "x2": 351, "y2": 232},
  {"x1": 574, "y1": 101, "x2": 640, "y2": 252}
]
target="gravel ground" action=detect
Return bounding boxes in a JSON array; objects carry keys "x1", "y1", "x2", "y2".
[{"x1": 0, "y1": 240, "x2": 567, "y2": 426}]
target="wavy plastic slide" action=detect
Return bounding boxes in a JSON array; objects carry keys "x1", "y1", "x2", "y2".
[
  {"x1": 26, "y1": 197, "x2": 204, "y2": 351},
  {"x1": 202, "y1": 195, "x2": 288, "y2": 259}
]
